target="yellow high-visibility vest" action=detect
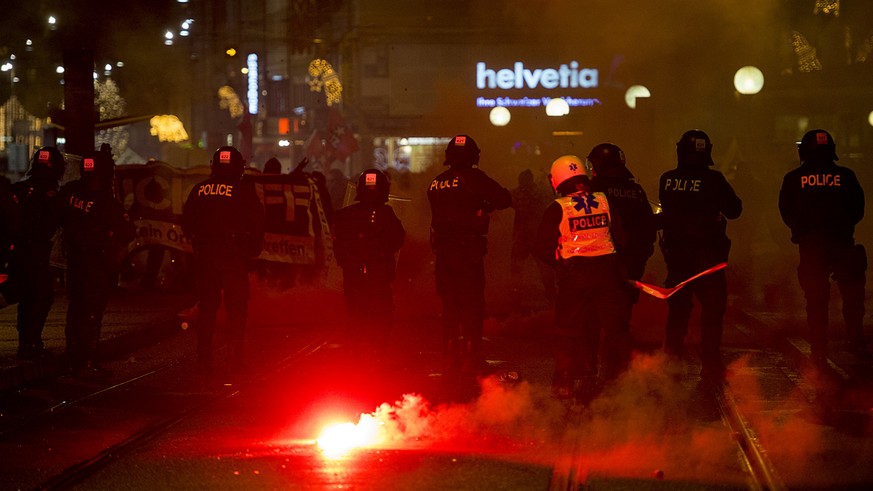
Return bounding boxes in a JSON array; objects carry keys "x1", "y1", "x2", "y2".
[{"x1": 556, "y1": 191, "x2": 617, "y2": 259}]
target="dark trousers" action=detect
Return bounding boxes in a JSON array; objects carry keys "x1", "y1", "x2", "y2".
[
  {"x1": 65, "y1": 252, "x2": 115, "y2": 369},
  {"x1": 13, "y1": 243, "x2": 54, "y2": 351},
  {"x1": 193, "y1": 248, "x2": 250, "y2": 364},
  {"x1": 664, "y1": 266, "x2": 727, "y2": 370},
  {"x1": 434, "y1": 239, "x2": 486, "y2": 365},
  {"x1": 797, "y1": 239, "x2": 866, "y2": 358},
  {"x1": 553, "y1": 255, "x2": 631, "y2": 383}
]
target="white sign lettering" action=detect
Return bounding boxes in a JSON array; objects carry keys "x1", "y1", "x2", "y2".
[
  {"x1": 247, "y1": 53, "x2": 258, "y2": 115},
  {"x1": 475, "y1": 96, "x2": 601, "y2": 108},
  {"x1": 476, "y1": 61, "x2": 598, "y2": 90}
]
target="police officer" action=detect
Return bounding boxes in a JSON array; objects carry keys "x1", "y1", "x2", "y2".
[
  {"x1": 658, "y1": 130, "x2": 742, "y2": 382},
  {"x1": 589, "y1": 144, "x2": 657, "y2": 303},
  {"x1": 59, "y1": 145, "x2": 136, "y2": 379},
  {"x1": 10, "y1": 147, "x2": 65, "y2": 359},
  {"x1": 778, "y1": 129, "x2": 868, "y2": 363},
  {"x1": 182, "y1": 146, "x2": 265, "y2": 375},
  {"x1": 0, "y1": 174, "x2": 21, "y2": 307},
  {"x1": 427, "y1": 135, "x2": 511, "y2": 374},
  {"x1": 333, "y1": 169, "x2": 405, "y2": 354},
  {"x1": 535, "y1": 155, "x2": 629, "y2": 402}
]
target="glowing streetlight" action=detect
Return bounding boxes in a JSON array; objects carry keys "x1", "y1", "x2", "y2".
[
  {"x1": 48, "y1": 16, "x2": 56, "y2": 25},
  {"x1": 489, "y1": 106, "x2": 511, "y2": 126},
  {"x1": 164, "y1": 30, "x2": 175, "y2": 46},
  {"x1": 868, "y1": 110, "x2": 873, "y2": 127},
  {"x1": 733, "y1": 66, "x2": 764, "y2": 95},
  {"x1": 624, "y1": 85, "x2": 651, "y2": 109},
  {"x1": 545, "y1": 98, "x2": 569, "y2": 116}
]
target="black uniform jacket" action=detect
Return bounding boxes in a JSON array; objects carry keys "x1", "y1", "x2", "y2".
[
  {"x1": 658, "y1": 164, "x2": 742, "y2": 256},
  {"x1": 58, "y1": 179, "x2": 136, "y2": 258},
  {"x1": 592, "y1": 176, "x2": 656, "y2": 272},
  {"x1": 333, "y1": 201, "x2": 405, "y2": 277},
  {"x1": 778, "y1": 160, "x2": 864, "y2": 245},
  {"x1": 427, "y1": 165, "x2": 511, "y2": 240},
  {"x1": 182, "y1": 175, "x2": 265, "y2": 258},
  {"x1": 12, "y1": 177, "x2": 61, "y2": 244}
]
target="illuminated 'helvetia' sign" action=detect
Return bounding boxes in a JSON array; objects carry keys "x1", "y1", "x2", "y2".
[{"x1": 476, "y1": 61, "x2": 598, "y2": 90}]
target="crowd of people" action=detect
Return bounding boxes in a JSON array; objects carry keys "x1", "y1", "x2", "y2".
[
  {"x1": 417, "y1": 129, "x2": 868, "y2": 403},
  {"x1": 0, "y1": 127, "x2": 868, "y2": 399}
]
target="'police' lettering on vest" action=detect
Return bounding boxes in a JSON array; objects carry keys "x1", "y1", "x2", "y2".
[
  {"x1": 197, "y1": 183, "x2": 234, "y2": 197},
  {"x1": 800, "y1": 174, "x2": 841, "y2": 188},
  {"x1": 607, "y1": 187, "x2": 639, "y2": 200},
  {"x1": 429, "y1": 177, "x2": 460, "y2": 191},
  {"x1": 69, "y1": 195, "x2": 94, "y2": 212},
  {"x1": 568, "y1": 213, "x2": 608, "y2": 232},
  {"x1": 664, "y1": 178, "x2": 701, "y2": 192}
]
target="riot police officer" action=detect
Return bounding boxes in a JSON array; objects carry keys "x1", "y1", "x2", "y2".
[
  {"x1": 182, "y1": 146, "x2": 265, "y2": 375},
  {"x1": 0, "y1": 175, "x2": 21, "y2": 308},
  {"x1": 10, "y1": 146, "x2": 65, "y2": 359},
  {"x1": 658, "y1": 130, "x2": 742, "y2": 382},
  {"x1": 534, "y1": 155, "x2": 630, "y2": 402},
  {"x1": 589, "y1": 144, "x2": 657, "y2": 298},
  {"x1": 333, "y1": 169, "x2": 405, "y2": 354},
  {"x1": 59, "y1": 145, "x2": 136, "y2": 379},
  {"x1": 427, "y1": 135, "x2": 511, "y2": 374},
  {"x1": 778, "y1": 129, "x2": 868, "y2": 363}
]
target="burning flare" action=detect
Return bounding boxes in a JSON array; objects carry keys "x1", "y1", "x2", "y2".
[{"x1": 317, "y1": 414, "x2": 385, "y2": 458}]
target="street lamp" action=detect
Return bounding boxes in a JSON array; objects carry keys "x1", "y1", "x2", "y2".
[
  {"x1": 489, "y1": 106, "x2": 510, "y2": 126},
  {"x1": 868, "y1": 110, "x2": 873, "y2": 127},
  {"x1": 545, "y1": 98, "x2": 569, "y2": 116},
  {"x1": 734, "y1": 66, "x2": 764, "y2": 95},
  {"x1": 624, "y1": 85, "x2": 651, "y2": 109}
]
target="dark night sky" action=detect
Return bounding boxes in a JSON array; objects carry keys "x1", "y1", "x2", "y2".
[{"x1": 0, "y1": 0, "x2": 182, "y2": 116}]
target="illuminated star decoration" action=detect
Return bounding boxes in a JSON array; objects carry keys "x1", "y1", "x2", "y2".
[
  {"x1": 149, "y1": 115, "x2": 189, "y2": 143},
  {"x1": 308, "y1": 59, "x2": 343, "y2": 106},
  {"x1": 814, "y1": 0, "x2": 839, "y2": 16},
  {"x1": 218, "y1": 86, "x2": 245, "y2": 118},
  {"x1": 791, "y1": 31, "x2": 823, "y2": 72}
]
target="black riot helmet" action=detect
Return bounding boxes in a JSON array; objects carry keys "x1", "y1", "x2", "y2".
[
  {"x1": 587, "y1": 143, "x2": 634, "y2": 179},
  {"x1": 676, "y1": 129, "x2": 714, "y2": 166},
  {"x1": 444, "y1": 134, "x2": 480, "y2": 167},
  {"x1": 354, "y1": 168, "x2": 390, "y2": 203},
  {"x1": 211, "y1": 146, "x2": 246, "y2": 179},
  {"x1": 798, "y1": 129, "x2": 838, "y2": 163},
  {"x1": 27, "y1": 146, "x2": 66, "y2": 180},
  {"x1": 81, "y1": 144, "x2": 115, "y2": 191}
]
